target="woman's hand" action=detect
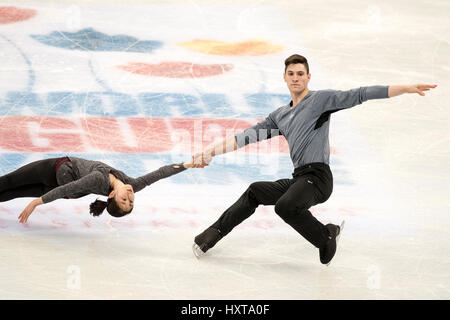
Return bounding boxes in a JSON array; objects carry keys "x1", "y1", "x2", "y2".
[
  {"x1": 18, "y1": 198, "x2": 43, "y2": 224},
  {"x1": 183, "y1": 157, "x2": 210, "y2": 168},
  {"x1": 183, "y1": 160, "x2": 194, "y2": 168}
]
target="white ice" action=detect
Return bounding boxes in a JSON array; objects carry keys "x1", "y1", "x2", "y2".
[{"x1": 0, "y1": 0, "x2": 449, "y2": 299}]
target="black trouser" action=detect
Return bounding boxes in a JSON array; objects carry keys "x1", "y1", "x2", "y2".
[
  {"x1": 211, "y1": 163, "x2": 334, "y2": 249},
  {"x1": 0, "y1": 158, "x2": 61, "y2": 202}
]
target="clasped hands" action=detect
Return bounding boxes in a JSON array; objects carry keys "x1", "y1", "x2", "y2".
[{"x1": 190, "y1": 150, "x2": 214, "y2": 168}]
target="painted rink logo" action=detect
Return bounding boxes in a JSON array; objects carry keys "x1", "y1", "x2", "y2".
[
  {"x1": 0, "y1": 4, "x2": 358, "y2": 232},
  {"x1": 0, "y1": 115, "x2": 291, "y2": 154}
]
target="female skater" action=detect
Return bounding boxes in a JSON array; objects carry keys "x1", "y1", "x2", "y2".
[{"x1": 0, "y1": 156, "x2": 194, "y2": 223}]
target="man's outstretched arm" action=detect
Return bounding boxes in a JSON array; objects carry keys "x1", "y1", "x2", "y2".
[
  {"x1": 191, "y1": 115, "x2": 280, "y2": 168},
  {"x1": 388, "y1": 84, "x2": 437, "y2": 97},
  {"x1": 191, "y1": 135, "x2": 238, "y2": 168},
  {"x1": 321, "y1": 83, "x2": 437, "y2": 113}
]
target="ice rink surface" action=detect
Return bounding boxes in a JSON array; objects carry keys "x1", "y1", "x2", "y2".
[{"x1": 0, "y1": 0, "x2": 449, "y2": 299}]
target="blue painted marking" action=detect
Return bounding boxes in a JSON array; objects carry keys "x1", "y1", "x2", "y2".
[
  {"x1": 38, "y1": 92, "x2": 141, "y2": 116},
  {"x1": 2, "y1": 91, "x2": 44, "y2": 115},
  {"x1": 199, "y1": 94, "x2": 235, "y2": 117},
  {"x1": 0, "y1": 91, "x2": 289, "y2": 117},
  {"x1": 0, "y1": 154, "x2": 29, "y2": 175},
  {"x1": 245, "y1": 93, "x2": 291, "y2": 117},
  {"x1": 139, "y1": 92, "x2": 206, "y2": 117},
  {"x1": 30, "y1": 27, "x2": 163, "y2": 53}
]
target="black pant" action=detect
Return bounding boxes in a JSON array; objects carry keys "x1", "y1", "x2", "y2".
[
  {"x1": 0, "y1": 158, "x2": 60, "y2": 202},
  {"x1": 211, "y1": 163, "x2": 334, "y2": 249}
]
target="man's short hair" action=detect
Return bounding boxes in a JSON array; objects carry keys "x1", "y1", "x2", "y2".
[{"x1": 284, "y1": 54, "x2": 309, "y2": 74}]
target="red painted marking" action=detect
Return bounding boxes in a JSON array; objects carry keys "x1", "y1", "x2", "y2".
[
  {"x1": 187, "y1": 220, "x2": 198, "y2": 228},
  {"x1": 110, "y1": 220, "x2": 136, "y2": 228},
  {"x1": 149, "y1": 220, "x2": 176, "y2": 228},
  {"x1": 0, "y1": 116, "x2": 295, "y2": 154},
  {"x1": 0, "y1": 218, "x2": 8, "y2": 228},
  {"x1": 252, "y1": 220, "x2": 276, "y2": 229},
  {"x1": 117, "y1": 62, "x2": 233, "y2": 78},
  {"x1": 0, "y1": 7, "x2": 36, "y2": 24},
  {"x1": 338, "y1": 207, "x2": 366, "y2": 216},
  {"x1": 0, "y1": 116, "x2": 82, "y2": 152},
  {"x1": 51, "y1": 219, "x2": 68, "y2": 228},
  {"x1": 0, "y1": 206, "x2": 14, "y2": 214},
  {"x1": 82, "y1": 117, "x2": 132, "y2": 153}
]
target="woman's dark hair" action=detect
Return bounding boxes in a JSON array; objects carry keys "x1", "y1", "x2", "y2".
[
  {"x1": 89, "y1": 198, "x2": 132, "y2": 218},
  {"x1": 284, "y1": 54, "x2": 309, "y2": 74}
]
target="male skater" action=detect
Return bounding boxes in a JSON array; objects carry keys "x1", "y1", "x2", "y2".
[{"x1": 191, "y1": 54, "x2": 437, "y2": 265}]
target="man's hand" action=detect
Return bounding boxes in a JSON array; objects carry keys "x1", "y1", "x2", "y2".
[
  {"x1": 407, "y1": 84, "x2": 437, "y2": 96},
  {"x1": 190, "y1": 136, "x2": 238, "y2": 168},
  {"x1": 389, "y1": 84, "x2": 437, "y2": 97},
  {"x1": 191, "y1": 150, "x2": 213, "y2": 168},
  {"x1": 18, "y1": 198, "x2": 43, "y2": 224}
]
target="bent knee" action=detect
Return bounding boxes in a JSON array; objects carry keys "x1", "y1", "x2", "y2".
[
  {"x1": 248, "y1": 181, "x2": 267, "y2": 193},
  {"x1": 275, "y1": 199, "x2": 309, "y2": 219}
]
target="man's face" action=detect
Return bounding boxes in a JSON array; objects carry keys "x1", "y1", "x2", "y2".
[{"x1": 283, "y1": 63, "x2": 310, "y2": 94}]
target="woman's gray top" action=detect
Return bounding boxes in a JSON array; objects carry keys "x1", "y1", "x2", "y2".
[{"x1": 41, "y1": 157, "x2": 186, "y2": 203}]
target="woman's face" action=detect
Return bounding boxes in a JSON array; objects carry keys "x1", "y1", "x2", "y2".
[{"x1": 114, "y1": 184, "x2": 134, "y2": 212}]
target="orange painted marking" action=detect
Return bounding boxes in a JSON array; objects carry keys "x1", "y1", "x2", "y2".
[{"x1": 179, "y1": 39, "x2": 284, "y2": 56}]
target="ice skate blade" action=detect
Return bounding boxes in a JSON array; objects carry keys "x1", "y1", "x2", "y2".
[
  {"x1": 326, "y1": 220, "x2": 345, "y2": 267},
  {"x1": 192, "y1": 243, "x2": 205, "y2": 259}
]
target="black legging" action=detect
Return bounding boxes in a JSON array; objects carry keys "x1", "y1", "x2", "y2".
[
  {"x1": 210, "y1": 163, "x2": 334, "y2": 249},
  {"x1": 0, "y1": 158, "x2": 60, "y2": 202}
]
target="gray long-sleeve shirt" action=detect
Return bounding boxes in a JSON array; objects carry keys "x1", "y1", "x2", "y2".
[
  {"x1": 235, "y1": 86, "x2": 389, "y2": 168},
  {"x1": 41, "y1": 157, "x2": 186, "y2": 203}
]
